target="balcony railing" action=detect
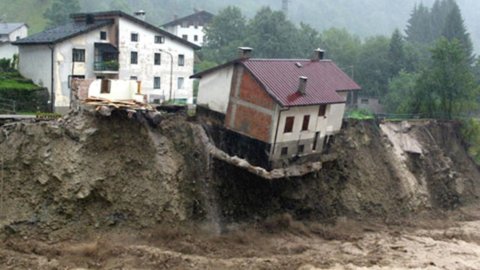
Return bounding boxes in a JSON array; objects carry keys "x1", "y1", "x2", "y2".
[{"x1": 94, "y1": 60, "x2": 119, "y2": 72}]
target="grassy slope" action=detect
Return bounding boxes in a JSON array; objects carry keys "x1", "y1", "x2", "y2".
[{"x1": 0, "y1": 0, "x2": 52, "y2": 34}]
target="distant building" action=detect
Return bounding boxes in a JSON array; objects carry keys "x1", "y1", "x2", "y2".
[
  {"x1": 14, "y1": 11, "x2": 199, "y2": 113},
  {"x1": 0, "y1": 23, "x2": 28, "y2": 59},
  {"x1": 192, "y1": 48, "x2": 361, "y2": 169},
  {"x1": 162, "y1": 10, "x2": 214, "y2": 46}
]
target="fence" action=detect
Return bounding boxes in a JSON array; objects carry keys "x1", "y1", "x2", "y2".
[{"x1": 0, "y1": 97, "x2": 16, "y2": 114}]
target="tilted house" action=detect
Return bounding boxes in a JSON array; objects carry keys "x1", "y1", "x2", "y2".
[
  {"x1": 192, "y1": 48, "x2": 361, "y2": 169},
  {"x1": 14, "y1": 11, "x2": 199, "y2": 113},
  {"x1": 0, "y1": 23, "x2": 28, "y2": 59},
  {"x1": 162, "y1": 10, "x2": 214, "y2": 46}
]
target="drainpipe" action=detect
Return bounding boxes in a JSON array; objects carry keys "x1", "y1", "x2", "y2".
[
  {"x1": 159, "y1": 49, "x2": 173, "y2": 102},
  {"x1": 48, "y1": 44, "x2": 55, "y2": 112}
]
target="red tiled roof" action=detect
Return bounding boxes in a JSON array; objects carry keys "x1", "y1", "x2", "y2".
[{"x1": 242, "y1": 59, "x2": 361, "y2": 107}]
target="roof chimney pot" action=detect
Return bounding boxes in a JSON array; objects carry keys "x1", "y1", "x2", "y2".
[
  {"x1": 134, "y1": 10, "x2": 146, "y2": 20},
  {"x1": 298, "y1": 76, "x2": 308, "y2": 95},
  {"x1": 312, "y1": 48, "x2": 325, "y2": 61},
  {"x1": 238, "y1": 47, "x2": 253, "y2": 59}
]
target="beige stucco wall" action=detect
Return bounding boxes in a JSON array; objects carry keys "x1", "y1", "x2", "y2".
[
  {"x1": 0, "y1": 25, "x2": 28, "y2": 59},
  {"x1": 164, "y1": 24, "x2": 206, "y2": 46},
  {"x1": 196, "y1": 65, "x2": 234, "y2": 114}
]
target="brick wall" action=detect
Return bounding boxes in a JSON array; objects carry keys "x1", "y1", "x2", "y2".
[
  {"x1": 238, "y1": 70, "x2": 275, "y2": 110},
  {"x1": 233, "y1": 104, "x2": 272, "y2": 142}
]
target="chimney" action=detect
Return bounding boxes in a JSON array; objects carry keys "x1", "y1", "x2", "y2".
[
  {"x1": 238, "y1": 47, "x2": 253, "y2": 59},
  {"x1": 134, "y1": 10, "x2": 146, "y2": 21},
  {"x1": 86, "y1": 14, "x2": 95, "y2": 25},
  {"x1": 312, "y1": 48, "x2": 325, "y2": 61},
  {"x1": 298, "y1": 76, "x2": 308, "y2": 95}
]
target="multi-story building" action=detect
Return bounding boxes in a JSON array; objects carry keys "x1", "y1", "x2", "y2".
[
  {"x1": 192, "y1": 48, "x2": 361, "y2": 169},
  {"x1": 162, "y1": 10, "x2": 214, "y2": 47},
  {"x1": 0, "y1": 23, "x2": 28, "y2": 60},
  {"x1": 14, "y1": 11, "x2": 199, "y2": 113}
]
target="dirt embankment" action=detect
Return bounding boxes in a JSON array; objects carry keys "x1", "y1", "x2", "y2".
[{"x1": 1, "y1": 111, "x2": 480, "y2": 269}]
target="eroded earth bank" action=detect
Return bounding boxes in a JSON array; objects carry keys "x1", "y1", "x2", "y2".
[{"x1": 1, "y1": 110, "x2": 480, "y2": 269}]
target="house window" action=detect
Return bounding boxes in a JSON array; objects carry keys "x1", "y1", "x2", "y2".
[
  {"x1": 100, "y1": 79, "x2": 111, "y2": 94},
  {"x1": 154, "y1": 53, "x2": 161, "y2": 65},
  {"x1": 182, "y1": 34, "x2": 188, "y2": 40},
  {"x1": 72, "y1": 49, "x2": 85, "y2": 62},
  {"x1": 100, "y1": 31, "x2": 107, "y2": 40},
  {"x1": 130, "y1": 51, "x2": 138, "y2": 64},
  {"x1": 130, "y1": 76, "x2": 138, "y2": 81},
  {"x1": 194, "y1": 35, "x2": 198, "y2": 41},
  {"x1": 298, "y1": 145, "x2": 305, "y2": 154},
  {"x1": 178, "y1": 54, "x2": 185, "y2": 66},
  {"x1": 154, "y1": 77, "x2": 161, "y2": 89},
  {"x1": 131, "y1": 32, "x2": 138, "y2": 42},
  {"x1": 154, "y1": 35, "x2": 165, "y2": 44},
  {"x1": 177, "y1": 77, "x2": 184, "y2": 89},
  {"x1": 302, "y1": 115, "x2": 310, "y2": 131},
  {"x1": 319, "y1": 104, "x2": 327, "y2": 117},
  {"x1": 284, "y1": 116, "x2": 294, "y2": 133},
  {"x1": 281, "y1": 147, "x2": 288, "y2": 156},
  {"x1": 361, "y1": 98, "x2": 369, "y2": 104}
]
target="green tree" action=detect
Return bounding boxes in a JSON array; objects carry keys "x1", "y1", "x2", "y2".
[
  {"x1": 320, "y1": 27, "x2": 361, "y2": 68},
  {"x1": 295, "y1": 23, "x2": 323, "y2": 58},
  {"x1": 355, "y1": 36, "x2": 391, "y2": 98},
  {"x1": 388, "y1": 29, "x2": 406, "y2": 78},
  {"x1": 43, "y1": 0, "x2": 80, "y2": 27},
  {"x1": 441, "y1": 3, "x2": 474, "y2": 63},
  {"x1": 245, "y1": 7, "x2": 298, "y2": 58},
  {"x1": 384, "y1": 71, "x2": 419, "y2": 114},
  {"x1": 414, "y1": 38, "x2": 479, "y2": 118},
  {"x1": 405, "y1": 3, "x2": 432, "y2": 44},
  {"x1": 202, "y1": 6, "x2": 247, "y2": 63},
  {"x1": 110, "y1": 0, "x2": 131, "y2": 12}
]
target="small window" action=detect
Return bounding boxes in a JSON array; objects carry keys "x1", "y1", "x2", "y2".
[
  {"x1": 194, "y1": 35, "x2": 198, "y2": 41},
  {"x1": 154, "y1": 53, "x2": 161, "y2": 65},
  {"x1": 154, "y1": 35, "x2": 165, "y2": 44},
  {"x1": 302, "y1": 115, "x2": 310, "y2": 131},
  {"x1": 178, "y1": 54, "x2": 185, "y2": 66},
  {"x1": 319, "y1": 104, "x2": 327, "y2": 117},
  {"x1": 100, "y1": 31, "x2": 107, "y2": 40},
  {"x1": 130, "y1": 76, "x2": 138, "y2": 81},
  {"x1": 298, "y1": 145, "x2": 304, "y2": 154},
  {"x1": 177, "y1": 77, "x2": 184, "y2": 89},
  {"x1": 361, "y1": 98, "x2": 369, "y2": 104},
  {"x1": 130, "y1": 51, "x2": 138, "y2": 64},
  {"x1": 154, "y1": 77, "x2": 161, "y2": 89},
  {"x1": 72, "y1": 48, "x2": 85, "y2": 62},
  {"x1": 182, "y1": 34, "x2": 188, "y2": 40},
  {"x1": 131, "y1": 32, "x2": 138, "y2": 42},
  {"x1": 100, "y1": 79, "x2": 110, "y2": 94},
  {"x1": 281, "y1": 147, "x2": 288, "y2": 156},
  {"x1": 284, "y1": 116, "x2": 294, "y2": 133}
]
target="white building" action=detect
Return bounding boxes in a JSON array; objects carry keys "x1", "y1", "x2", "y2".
[
  {"x1": 162, "y1": 10, "x2": 214, "y2": 46},
  {"x1": 0, "y1": 23, "x2": 28, "y2": 60},
  {"x1": 192, "y1": 48, "x2": 361, "y2": 169},
  {"x1": 14, "y1": 11, "x2": 199, "y2": 113}
]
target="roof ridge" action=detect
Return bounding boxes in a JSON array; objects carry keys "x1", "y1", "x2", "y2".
[{"x1": 247, "y1": 58, "x2": 332, "y2": 62}]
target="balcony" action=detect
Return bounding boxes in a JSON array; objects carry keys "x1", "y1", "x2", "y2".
[{"x1": 94, "y1": 60, "x2": 119, "y2": 73}]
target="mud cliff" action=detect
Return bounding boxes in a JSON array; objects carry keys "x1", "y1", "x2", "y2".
[{"x1": 0, "y1": 111, "x2": 479, "y2": 236}]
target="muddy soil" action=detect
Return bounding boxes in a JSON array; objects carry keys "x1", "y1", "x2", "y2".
[{"x1": 1, "y1": 111, "x2": 480, "y2": 269}]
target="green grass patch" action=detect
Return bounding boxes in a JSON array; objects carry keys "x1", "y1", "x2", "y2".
[
  {"x1": 346, "y1": 109, "x2": 375, "y2": 120},
  {"x1": 0, "y1": 79, "x2": 39, "y2": 91}
]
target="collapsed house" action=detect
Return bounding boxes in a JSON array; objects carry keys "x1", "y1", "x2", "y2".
[{"x1": 192, "y1": 48, "x2": 361, "y2": 169}]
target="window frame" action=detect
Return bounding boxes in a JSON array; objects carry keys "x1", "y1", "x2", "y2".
[
  {"x1": 154, "y1": 76, "x2": 161, "y2": 89},
  {"x1": 318, "y1": 104, "x2": 327, "y2": 117},
  {"x1": 177, "y1": 77, "x2": 184, "y2": 89},
  {"x1": 178, "y1": 54, "x2": 185, "y2": 66},
  {"x1": 154, "y1": 53, "x2": 161, "y2": 65},
  {"x1": 301, "y1": 115, "x2": 310, "y2": 131},
  {"x1": 130, "y1": 51, "x2": 138, "y2": 64},
  {"x1": 281, "y1": 147, "x2": 288, "y2": 156},
  {"x1": 100, "y1": 31, "x2": 107, "y2": 40},
  {"x1": 131, "y1": 32, "x2": 139, "y2": 42},
  {"x1": 284, "y1": 116, "x2": 294, "y2": 133},
  {"x1": 72, "y1": 48, "x2": 85, "y2": 62},
  {"x1": 154, "y1": 35, "x2": 165, "y2": 44}
]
